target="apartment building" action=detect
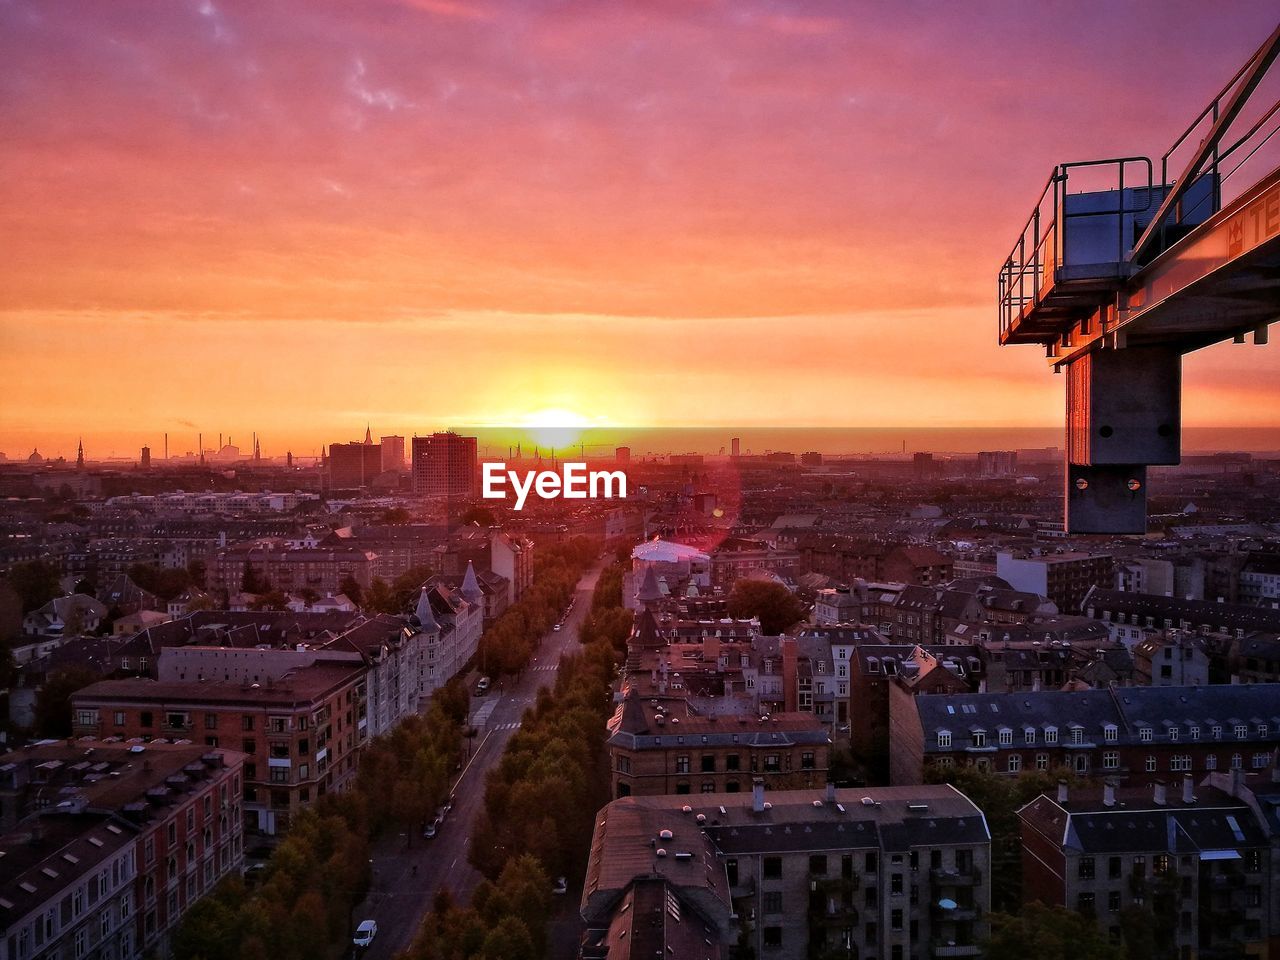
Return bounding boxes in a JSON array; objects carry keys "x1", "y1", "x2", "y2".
[
  {"x1": 582, "y1": 783, "x2": 991, "y2": 960},
  {"x1": 0, "y1": 741, "x2": 245, "y2": 959},
  {"x1": 71, "y1": 662, "x2": 364, "y2": 836},
  {"x1": 1019, "y1": 777, "x2": 1274, "y2": 959},
  {"x1": 890, "y1": 684, "x2": 1280, "y2": 787},
  {"x1": 606, "y1": 690, "x2": 829, "y2": 798}
]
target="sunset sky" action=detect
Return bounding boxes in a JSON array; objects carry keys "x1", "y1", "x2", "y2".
[{"x1": 1, "y1": 0, "x2": 1277, "y2": 459}]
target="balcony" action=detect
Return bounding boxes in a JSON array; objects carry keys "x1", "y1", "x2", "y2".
[
  {"x1": 933, "y1": 945, "x2": 982, "y2": 958},
  {"x1": 932, "y1": 903, "x2": 982, "y2": 922},
  {"x1": 931, "y1": 867, "x2": 982, "y2": 886}
]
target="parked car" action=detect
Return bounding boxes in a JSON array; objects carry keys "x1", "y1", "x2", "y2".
[
  {"x1": 552, "y1": 876, "x2": 568, "y2": 895},
  {"x1": 553, "y1": 623, "x2": 562, "y2": 632},
  {"x1": 424, "y1": 817, "x2": 440, "y2": 839},
  {"x1": 475, "y1": 676, "x2": 491, "y2": 695},
  {"x1": 353, "y1": 920, "x2": 378, "y2": 948}
]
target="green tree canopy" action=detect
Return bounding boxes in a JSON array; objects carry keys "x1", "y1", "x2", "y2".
[
  {"x1": 726, "y1": 578, "x2": 804, "y2": 634},
  {"x1": 985, "y1": 903, "x2": 1123, "y2": 960}
]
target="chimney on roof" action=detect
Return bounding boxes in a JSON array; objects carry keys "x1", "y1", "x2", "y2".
[
  {"x1": 782, "y1": 637, "x2": 798, "y2": 713},
  {"x1": 1056, "y1": 780, "x2": 1069, "y2": 804},
  {"x1": 1230, "y1": 766, "x2": 1245, "y2": 797},
  {"x1": 1153, "y1": 781, "x2": 1167, "y2": 806},
  {"x1": 1103, "y1": 780, "x2": 1116, "y2": 808},
  {"x1": 752, "y1": 778, "x2": 766, "y2": 814},
  {"x1": 1182, "y1": 774, "x2": 1195, "y2": 804},
  {"x1": 826, "y1": 782, "x2": 836, "y2": 804}
]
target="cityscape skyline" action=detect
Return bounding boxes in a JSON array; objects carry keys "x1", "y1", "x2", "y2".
[{"x1": 2, "y1": 2, "x2": 1278, "y2": 450}]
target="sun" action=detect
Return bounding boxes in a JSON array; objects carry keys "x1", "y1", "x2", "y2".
[{"x1": 520, "y1": 408, "x2": 594, "y2": 450}]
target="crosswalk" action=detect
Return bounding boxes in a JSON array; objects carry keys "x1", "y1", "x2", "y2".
[
  {"x1": 531, "y1": 664, "x2": 558, "y2": 672},
  {"x1": 492, "y1": 721, "x2": 522, "y2": 731}
]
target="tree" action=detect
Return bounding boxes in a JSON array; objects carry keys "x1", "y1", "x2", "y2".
[
  {"x1": 726, "y1": 579, "x2": 804, "y2": 634},
  {"x1": 985, "y1": 903, "x2": 1123, "y2": 960},
  {"x1": 5, "y1": 560, "x2": 61, "y2": 613},
  {"x1": 297, "y1": 587, "x2": 320, "y2": 609},
  {"x1": 338, "y1": 574, "x2": 363, "y2": 607},
  {"x1": 249, "y1": 590, "x2": 289, "y2": 612},
  {"x1": 34, "y1": 666, "x2": 101, "y2": 737},
  {"x1": 380, "y1": 506, "x2": 412, "y2": 524},
  {"x1": 460, "y1": 505, "x2": 496, "y2": 527}
]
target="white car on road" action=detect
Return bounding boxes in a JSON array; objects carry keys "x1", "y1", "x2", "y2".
[{"x1": 353, "y1": 919, "x2": 377, "y2": 948}]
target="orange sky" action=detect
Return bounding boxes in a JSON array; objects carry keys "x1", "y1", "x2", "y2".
[{"x1": 1, "y1": 0, "x2": 1277, "y2": 458}]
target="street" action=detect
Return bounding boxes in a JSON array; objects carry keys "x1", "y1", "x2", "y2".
[{"x1": 351, "y1": 558, "x2": 608, "y2": 960}]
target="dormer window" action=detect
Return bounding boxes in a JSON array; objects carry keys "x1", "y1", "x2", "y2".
[
  {"x1": 1235, "y1": 724, "x2": 1248, "y2": 739},
  {"x1": 1168, "y1": 727, "x2": 1179, "y2": 741},
  {"x1": 1139, "y1": 727, "x2": 1153, "y2": 742},
  {"x1": 1212, "y1": 725, "x2": 1222, "y2": 740},
  {"x1": 971, "y1": 731, "x2": 986, "y2": 748},
  {"x1": 1044, "y1": 727, "x2": 1058, "y2": 745},
  {"x1": 1103, "y1": 724, "x2": 1117, "y2": 742},
  {"x1": 937, "y1": 731, "x2": 952, "y2": 748},
  {"x1": 1070, "y1": 727, "x2": 1083, "y2": 745},
  {"x1": 1189, "y1": 726, "x2": 1200, "y2": 740},
  {"x1": 1025, "y1": 728, "x2": 1036, "y2": 745}
]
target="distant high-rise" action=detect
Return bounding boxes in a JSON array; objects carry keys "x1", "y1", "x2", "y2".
[
  {"x1": 412, "y1": 432, "x2": 478, "y2": 497},
  {"x1": 141, "y1": 446, "x2": 151, "y2": 470},
  {"x1": 380, "y1": 435, "x2": 406, "y2": 473},
  {"x1": 615, "y1": 446, "x2": 630, "y2": 464},
  {"x1": 730, "y1": 437, "x2": 740, "y2": 458},
  {"x1": 977, "y1": 450, "x2": 1018, "y2": 478},
  {"x1": 329, "y1": 440, "x2": 382, "y2": 487}
]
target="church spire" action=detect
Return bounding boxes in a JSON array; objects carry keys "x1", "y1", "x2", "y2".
[
  {"x1": 76, "y1": 438, "x2": 84, "y2": 470},
  {"x1": 364, "y1": 424, "x2": 373, "y2": 445}
]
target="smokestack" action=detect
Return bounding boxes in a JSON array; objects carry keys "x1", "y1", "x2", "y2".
[
  {"x1": 164, "y1": 433, "x2": 168, "y2": 462},
  {"x1": 1103, "y1": 780, "x2": 1116, "y2": 807},
  {"x1": 1152, "y1": 781, "x2": 1167, "y2": 806},
  {"x1": 1182, "y1": 774, "x2": 1194, "y2": 804},
  {"x1": 752, "y1": 778, "x2": 765, "y2": 813},
  {"x1": 1056, "y1": 780, "x2": 1069, "y2": 804}
]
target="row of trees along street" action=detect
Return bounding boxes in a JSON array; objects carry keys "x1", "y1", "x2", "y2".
[
  {"x1": 400, "y1": 561, "x2": 632, "y2": 960},
  {"x1": 168, "y1": 541, "x2": 602, "y2": 960}
]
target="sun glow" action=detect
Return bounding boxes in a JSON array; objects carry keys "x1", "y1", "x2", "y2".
[{"x1": 518, "y1": 408, "x2": 597, "y2": 450}]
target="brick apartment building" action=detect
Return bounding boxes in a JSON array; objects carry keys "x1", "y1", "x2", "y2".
[
  {"x1": 71, "y1": 660, "x2": 365, "y2": 836},
  {"x1": 209, "y1": 539, "x2": 377, "y2": 597},
  {"x1": 606, "y1": 690, "x2": 829, "y2": 798},
  {"x1": 0, "y1": 741, "x2": 245, "y2": 959},
  {"x1": 997, "y1": 550, "x2": 1115, "y2": 614}
]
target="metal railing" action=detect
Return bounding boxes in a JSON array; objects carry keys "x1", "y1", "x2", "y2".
[{"x1": 998, "y1": 157, "x2": 1152, "y2": 340}]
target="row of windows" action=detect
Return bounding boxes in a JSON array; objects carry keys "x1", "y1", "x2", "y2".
[{"x1": 934, "y1": 752, "x2": 1271, "y2": 774}]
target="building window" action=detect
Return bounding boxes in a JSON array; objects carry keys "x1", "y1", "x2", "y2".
[
  {"x1": 1079, "y1": 857, "x2": 1095, "y2": 880},
  {"x1": 801, "y1": 752, "x2": 815, "y2": 769},
  {"x1": 675, "y1": 756, "x2": 689, "y2": 774},
  {"x1": 1036, "y1": 753, "x2": 1049, "y2": 770},
  {"x1": 1139, "y1": 727, "x2": 1153, "y2": 742},
  {"x1": 810, "y1": 855, "x2": 828, "y2": 876},
  {"x1": 1205, "y1": 754, "x2": 1218, "y2": 770},
  {"x1": 971, "y1": 731, "x2": 986, "y2": 748},
  {"x1": 1108, "y1": 890, "x2": 1121, "y2": 912},
  {"x1": 1231, "y1": 754, "x2": 1243, "y2": 769},
  {"x1": 1102, "y1": 751, "x2": 1118, "y2": 769},
  {"x1": 243, "y1": 716, "x2": 255, "y2": 731},
  {"x1": 1045, "y1": 727, "x2": 1058, "y2": 744},
  {"x1": 726, "y1": 754, "x2": 740, "y2": 771},
  {"x1": 937, "y1": 731, "x2": 952, "y2": 748},
  {"x1": 1146, "y1": 756, "x2": 1157, "y2": 773},
  {"x1": 1071, "y1": 727, "x2": 1083, "y2": 745},
  {"x1": 763, "y1": 892, "x2": 782, "y2": 913},
  {"x1": 998, "y1": 729, "x2": 1012, "y2": 746},
  {"x1": 1234, "y1": 724, "x2": 1248, "y2": 739},
  {"x1": 1007, "y1": 755, "x2": 1022, "y2": 773},
  {"x1": 1189, "y1": 726, "x2": 1200, "y2": 740},
  {"x1": 763, "y1": 857, "x2": 782, "y2": 879},
  {"x1": 762, "y1": 927, "x2": 782, "y2": 949},
  {"x1": 1024, "y1": 728, "x2": 1035, "y2": 745},
  {"x1": 1103, "y1": 725, "x2": 1117, "y2": 742}
]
